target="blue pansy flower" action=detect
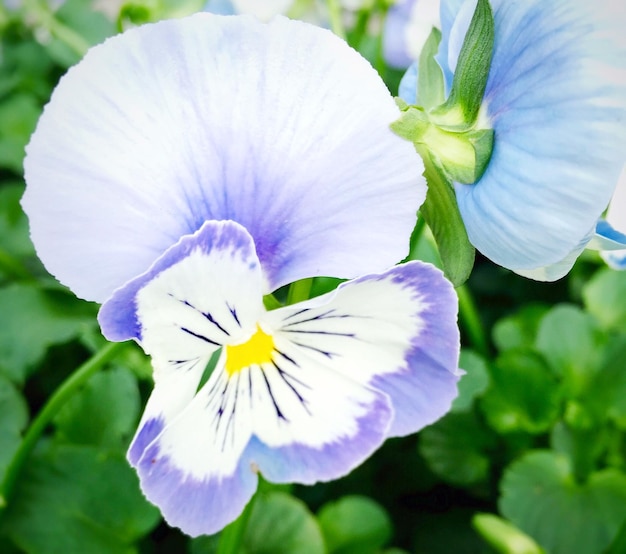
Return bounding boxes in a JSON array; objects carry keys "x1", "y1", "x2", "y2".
[
  {"x1": 22, "y1": 14, "x2": 461, "y2": 536},
  {"x1": 383, "y1": 0, "x2": 441, "y2": 69},
  {"x1": 594, "y1": 165, "x2": 626, "y2": 270},
  {"x1": 400, "y1": 0, "x2": 626, "y2": 280}
]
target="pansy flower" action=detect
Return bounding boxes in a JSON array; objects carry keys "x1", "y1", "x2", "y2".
[
  {"x1": 383, "y1": 0, "x2": 441, "y2": 69},
  {"x1": 594, "y1": 165, "x2": 626, "y2": 270},
  {"x1": 400, "y1": 0, "x2": 626, "y2": 280},
  {"x1": 22, "y1": 14, "x2": 461, "y2": 536}
]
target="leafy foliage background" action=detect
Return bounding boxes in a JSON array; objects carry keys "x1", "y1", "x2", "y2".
[{"x1": 1, "y1": 1, "x2": 625, "y2": 553}]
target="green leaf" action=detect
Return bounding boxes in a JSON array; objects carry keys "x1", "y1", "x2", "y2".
[
  {"x1": 419, "y1": 151, "x2": 475, "y2": 286},
  {"x1": 417, "y1": 28, "x2": 444, "y2": 110},
  {"x1": 0, "y1": 94, "x2": 40, "y2": 173},
  {"x1": 492, "y1": 304, "x2": 548, "y2": 353},
  {"x1": 472, "y1": 513, "x2": 544, "y2": 554},
  {"x1": 452, "y1": 349, "x2": 490, "y2": 412},
  {"x1": 500, "y1": 451, "x2": 626, "y2": 554},
  {"x1": 535, "y1": 304, "x2": 606, "y2": 397},
  {"x1": 317, "y1": 495, "x2": 392, "y2": 554},
  {"x1": 241, "y1": 491, "x2": 325, "y2": 554},
  {"x1": 39, "y1": 0, "x2": 116, "y2": 67},
  {"x1": 0, "y1": 39, "x2": 54, "y2": 101},
  {"x1": 480, "y1": 350, "x2": 560, "y2": 434},
  {"x1": 1, "y1": 444, "x2": 160, "y2": 554},
  {"x1": 0, "y1": 375, "x2": 29, "y2": 484},
  {"x1": 585, "y1": 336, "x2": 626, "y2": 428},
  {"x1": 53, "y1": 366, "x2": 140, "y2": 450},
  {"x1": 419, "y1": 411, "x2": 495, "y2": 488},
  {"x1": 550, "y1": 421, "x2": 608, "y2": 483},
  {"x1": 583, "y1": 268, "x2": 626, "y2": 331},
  {"x1": 0, "y1": 284, "x2": 98, "y2": 384},
  {"x1": 431, "y1": 0, "x2": 494, "y2": 127}
]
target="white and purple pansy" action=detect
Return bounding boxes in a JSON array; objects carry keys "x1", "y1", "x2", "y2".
[
  {"x1": 21, "y1": 14, "x2": 461, "y2": 536},
  {"x1": 98, "y1": 219, "x2": 461, "y2": 536},
  {"x1": 400, "y1": 0, "x2": 626, "y2": 280}
]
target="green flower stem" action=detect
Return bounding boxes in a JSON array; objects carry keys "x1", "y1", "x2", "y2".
[
  {"x1": 23, "y1": 0, "x2": 90, "y2": 57},
  {"x1": 326, "y1": 0, "x2": 346, "y2": 39},
  {"x1": 456, "y1": 283, "x2": 489, "y2": 357},
  {"x1": 287, "y1": 277, "x2": 313, "y2": 306},
  {"x1": 0, "y1": 341, "x2": 126, "y2": 511},
  {"x1": 216, "y1": 492, "x2": 257, "y2": 554}
]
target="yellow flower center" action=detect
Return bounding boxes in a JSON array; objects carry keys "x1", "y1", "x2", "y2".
[{"x1": 225, "y1": 324, "x2": 275, "y2": 376}]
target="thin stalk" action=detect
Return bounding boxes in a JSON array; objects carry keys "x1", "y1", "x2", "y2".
[
  {"x1": 23, "y1": 0, "x2": 90, "y2": 57},
  {"x1": 0, "y1": 341, "x2": 126, "y2": 511},
  {"x1": 456, "y1": 283, "x2": 489, "y2": 357},
  {"x1": 326, "y1": 0, "x2": 346, "y2": 39}
]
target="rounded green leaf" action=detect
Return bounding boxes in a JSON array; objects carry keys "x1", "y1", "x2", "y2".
[
  {"x1": 243, "y1": 491, "x2": 325, "y2": 554},
  {"x1": 452, "y1": 349, "x2": 490, "y2": 412},
  {"x1": 317, "y1": 495, "x2": 392, "y2": 554},
  {"x1": 480, "y1": 350, "x2": 560, "y2": 434},
  {"x1": 492, "y1": 304, "x2": 548, "y2": 353},
  {"x1": 583, "y1": 268, "x2": 626, "y2": 332},
  {"x1": 53, "y1": 366, "x2": 140, "y2": 450},
  {"x1": 1, "y1": 444, "x2": 160, "y2": 554},
  {"x1": 420, "y1": 411, "x2": 495, "y2": 488},
  {"x1": 535, "y1": 304, "x2": 605, "y2": 396},
  {"x1": 0, "y1": 284, "x2": 97, "y2": 383},
  {"x1": 500, "y1": 451, "x2": 626, "y2": 554}
]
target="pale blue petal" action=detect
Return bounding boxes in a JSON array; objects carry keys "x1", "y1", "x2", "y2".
[
  {"x1": 23, "y1": 14, "x2": 423, "y2": 303},
  {"x1": 383, "y1": 0, "x2": 415, "y2": 69},
  {"x1": 598, "y1": 165, "x2": 626, "y2": 270},
  {"x1": 445, "y1": 0, "x2": 626, "y2": 274},
  {"x1": 398, "y1": 62, "x2": 419, "y2": 104},
  {"x1": 203, "y1": 0, "x2": 235, "y2": 15}
]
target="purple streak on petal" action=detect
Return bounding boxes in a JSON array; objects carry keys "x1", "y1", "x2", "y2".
[
  {"x1": 98, "y1": 220, "x2": 256, "y2": 342},
  {"x1": 128, "y1": 417, "x2": 164, "y2": 466},
  {"x1": 248, "y1": 392, "x2": 391, "y2": 485},
  {"x1": 22, "y1": 14, "x2": 423, "y2": 303},
  {"x1": 135, "y1": 441, "x2": 258, "y2": 537}
]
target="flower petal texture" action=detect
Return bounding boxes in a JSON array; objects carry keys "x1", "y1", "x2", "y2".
[
  {"x1": 452, "y1": 0, "x2": 626, "y2": 275},
  {"x1": 22, "y1": 13, "x2": 423, "y2": 303},
  {"x1": 101, "y1": 220, "x2": 460, "y2": 536},
  {"x1": 402, "y1": 0, "x2": 626, "y2": 278}
]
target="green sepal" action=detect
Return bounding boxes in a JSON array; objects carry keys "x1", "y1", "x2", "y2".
[
  {"x1": 391, "y1": 109, "x2": 493, "y2": 184},
  {"x1": 430, "y1": 0, "x2": 494, "y2": 128},
  {"x1": 389, "y1": 106, "x2": 429, "y2": 142},
  {"x1": 417, "y1": 27, "x2": 444, "y2": 110},
  {"x1": 419, "y1": 150, "x2": 475, "y2": 287}
]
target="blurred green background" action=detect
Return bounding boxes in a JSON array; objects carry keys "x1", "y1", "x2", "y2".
[{"x1": 1, "y1": 1, "x2": 626, "y2": 552}]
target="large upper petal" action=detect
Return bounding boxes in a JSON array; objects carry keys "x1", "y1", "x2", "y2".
[
  {"x1": 446, "y1": 0, "x2": 626, "y2": 274},
  {"x1": 22, "y1": 13, "x2": 423, "y2": 303}
]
